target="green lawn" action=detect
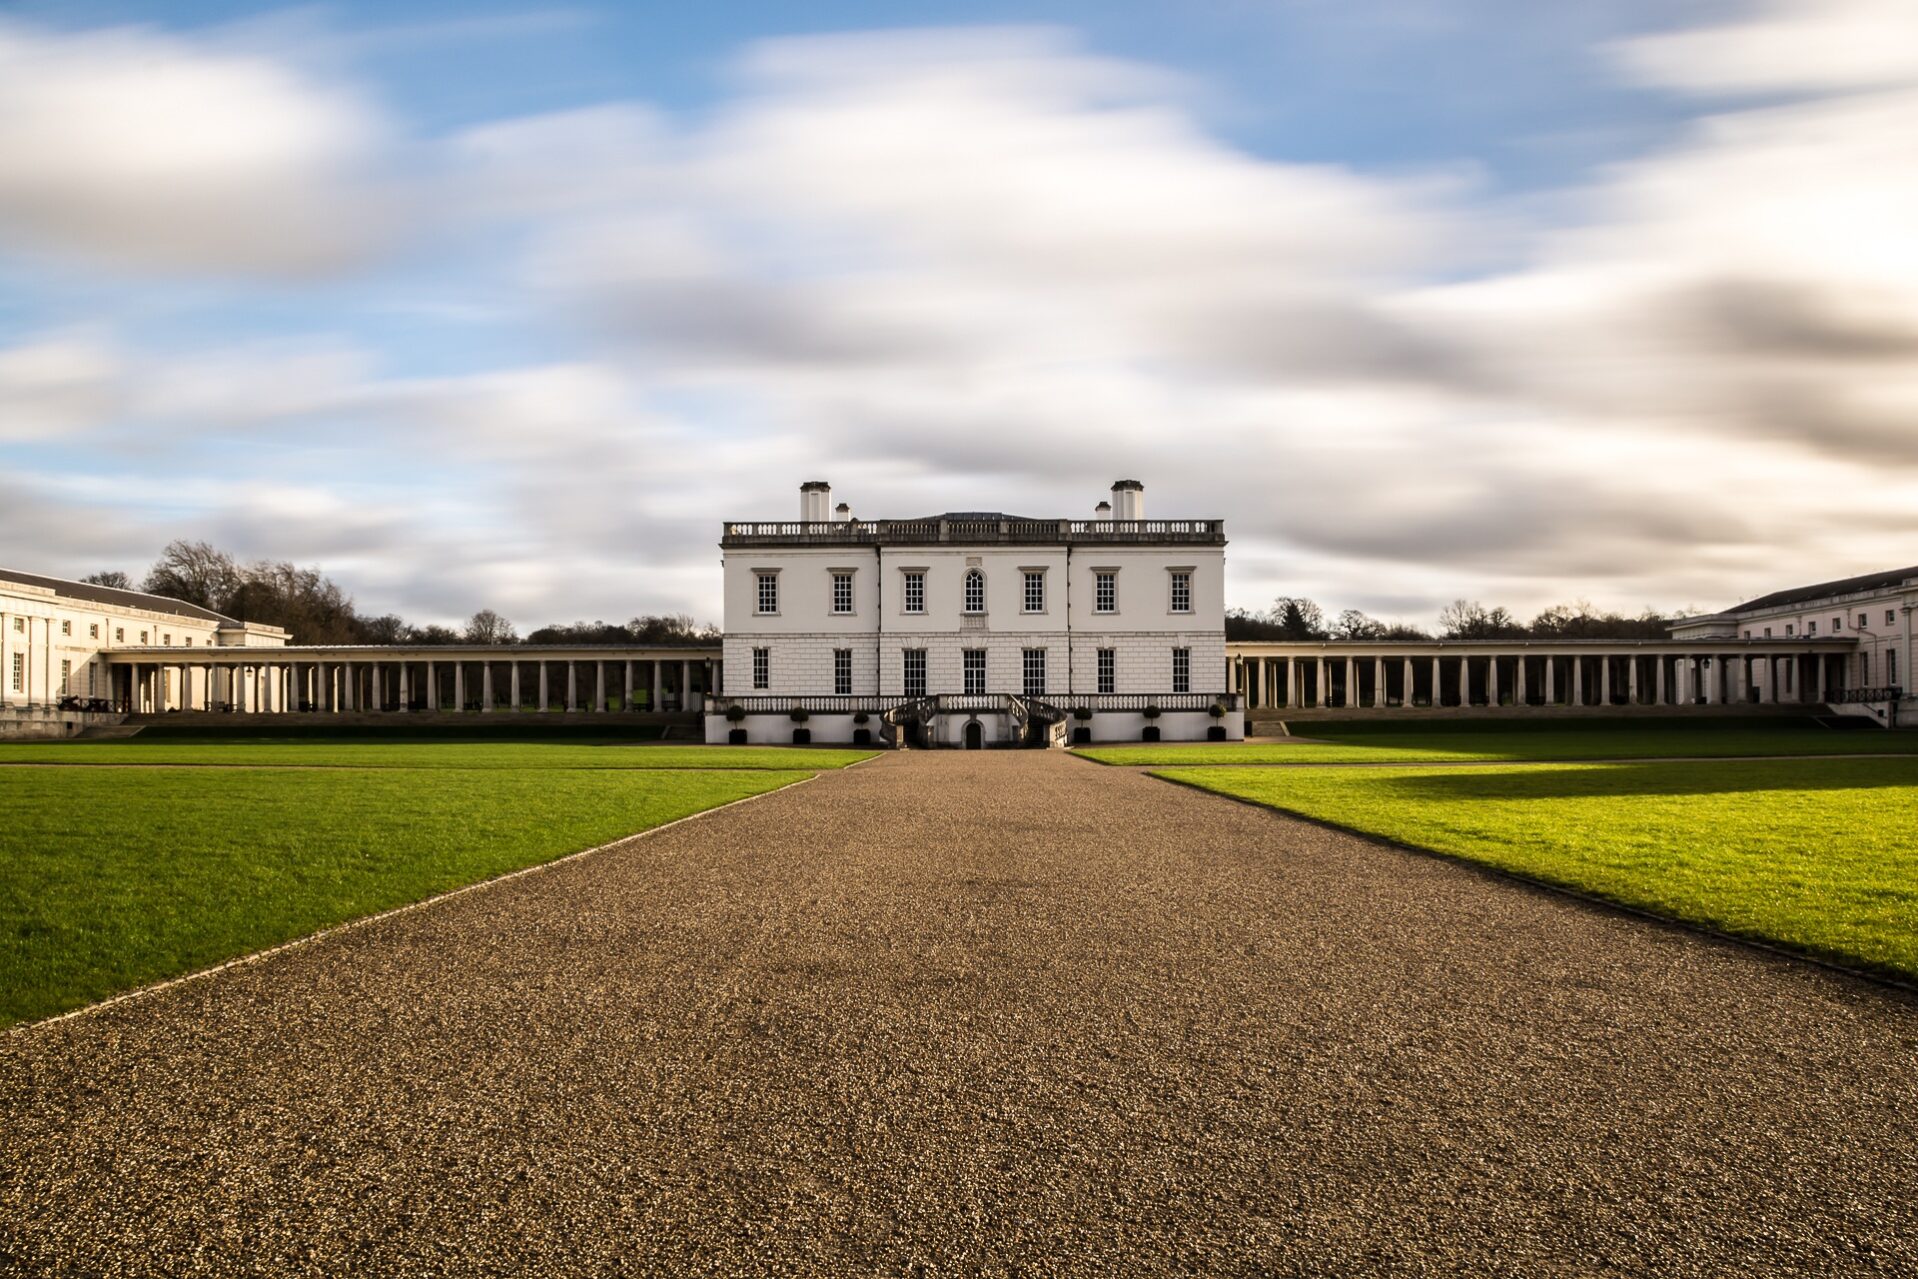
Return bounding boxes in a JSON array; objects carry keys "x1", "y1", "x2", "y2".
[
  {"x1": 1159, "y1": 757, "x2": 1918, "y2": 982},
  {"x1": 0, "y1": 740, "x2": 846, "y2": 1026},
  {"x1": 1080, "y1": 718, "x2": 1918, "y2": 766},
  {"x1": 0, "y1": 740, "x2": 873, "y2": 770}
]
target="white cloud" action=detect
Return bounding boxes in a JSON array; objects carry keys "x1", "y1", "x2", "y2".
[
  {"x1": 1612, "y1": 0, "x2": 1918, "y2": 97},
  {"x1": 0, "y1": 331, "x2": 122, "y2": 440},
  {"x1": 0, "y1": 19, "x2": 398, "y2": 275}
]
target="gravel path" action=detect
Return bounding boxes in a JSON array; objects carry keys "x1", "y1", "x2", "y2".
[{"x1": 4, "y1": 751, "x2": 1915, "y2": 1277}]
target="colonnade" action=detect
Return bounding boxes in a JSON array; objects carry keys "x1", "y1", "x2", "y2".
[
  {"x1": 112, "y1": 654, "x2": 721, "y2": 715},
  {"x1": 1230, "y1": 649, "x2": 1841, "y2": 712}
]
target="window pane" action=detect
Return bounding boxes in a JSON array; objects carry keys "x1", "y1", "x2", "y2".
[
  {"x1": 1170, "y1": 572, "x2": 1191, "y2": 613},
  {"x1": 1097, "y1": 648, "x2": 1115, "y2": 694},
  {"x1": 964, "y1": 571, "x2": 984, "y2": 613},
  {"x1": 904, "y1": 572, "x2": 924, "y2": 613},
  {"x1": 1095, "y1": 572, "x2": 1115, "y2": 613},
  {"x1": 1024, "y1": 572, "x2": 1044, "y2": 612},
  {"x1": 964, "y1": 649, "x2": 986, "y2": 694}
]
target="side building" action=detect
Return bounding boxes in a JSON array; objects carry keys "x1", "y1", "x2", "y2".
[{"x1": 711, "y1": 480, "x2": 1244, "y2": 746}]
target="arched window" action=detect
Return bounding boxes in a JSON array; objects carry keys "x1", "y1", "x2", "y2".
[{"x1": 963, "y1": 569, "x2": 985, "y2": 613}]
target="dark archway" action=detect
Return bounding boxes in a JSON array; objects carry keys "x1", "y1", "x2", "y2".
[{"x1": 964, "y1": 719, "x2": 984, "y2": 750}]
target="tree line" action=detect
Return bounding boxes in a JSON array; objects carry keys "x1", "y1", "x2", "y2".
[
  {"x1": 1226, "y1": 596, "x2": 1672, "y2": 642},
  {"x1": 82, "y1": 541, "x2": 716, "y2": 647}
]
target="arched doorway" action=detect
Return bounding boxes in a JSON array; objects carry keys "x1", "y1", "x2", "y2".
[{"x1": 963, "y1": 719, "x2": 984, "y2": 750}]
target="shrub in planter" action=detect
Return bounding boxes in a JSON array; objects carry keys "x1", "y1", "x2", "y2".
[
  {"x1": 1141, "y1": 725, "x2": 1161, "y2": 742},
  {"x1": 1142, "y1": 705, "x2": 1161, "y2": 720},
  {"x1": 728, "y1": 728, "x2": 749, "y2": 745},
  {"x1": 725, "y1": 704, "x2": 747, "y2": 723},
  {"x1": 1072, "y1": 706, "x2": 1093, "y2": 721},
  {"x1": 792, "y1": 727, "x2": 811, "y2": 744},
  {"x1": 1208, "y1": 702, "x2": 1227, "y2": 718},
  {"x1": 789, "y1": 706, "x2": 810, "y2": 723},
  {"x1": 853, "y1": 710, "x2": 870, "y2": 724}
]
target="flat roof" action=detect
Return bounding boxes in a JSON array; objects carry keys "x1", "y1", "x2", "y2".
[{"x1": 1730, "y1": 565, "x2": 1918, "y2": 614}]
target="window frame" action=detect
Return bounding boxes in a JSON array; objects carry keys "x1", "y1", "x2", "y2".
[
  {"x1": 754, "y1": 571, "x2": 780, "y2": 616},
  {"x1": 1168, "y1": 569, "x2": 1193, "y2": 615},
  {"x1": 1094, "y1": 570, "x2": 1117, "y2": 615},
  {"x1": 963, "y1": 648, "x2": 987, "y2": 695},
  {"x1": 1022, "y1": 570, "x2": 1045, "y2": 615},
  {"x1": 1097, "y1": 647, "x2": 1115, "y2": 695},
  {"x1": 1021, "y1": 647, "x2": 1046, "y2": 696},
  {"x1": 751, "y1": 646, "x2": 770, "y2": 690},
  {"x1": 963, "y1": 569, "x2": 986, "y2": 615},
  {"x1": 1172, "y1": 646, "x2": 1191, "y2": 694},
  {"x1": 902, "y1": 570, "x2": 926, "y2": 615},
  {"x1": 903, "y1": 648, "x2": 927, "y2": 697},
  {"x1": 833, "y1": 648, "x2": 853, "y2": 695},
  {"x1": 830, "y1": 570, "x2": 855, "y2": 616}
]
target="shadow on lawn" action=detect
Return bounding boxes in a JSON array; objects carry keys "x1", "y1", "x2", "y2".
[{"x1": 1360, "y1": 759, "x2": 1918, "y2": 802}]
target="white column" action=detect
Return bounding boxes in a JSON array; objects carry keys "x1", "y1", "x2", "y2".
[
  {"x1": 1655, "y1": 657, "x2": 1666, "y2": 705},
  {"x1": 683, "y1": 659, "x2": 696, "y2": 711},
  {"x1": 1571, "y1": 658, "x2": 1584, "y2": 707},
  {"x1": 1515, "y1": 655, "x2": 1528, "y2": 705},
  {"x1": 482, "y1": 662, "x2": 494, "y2": 713},
  {"x1": 1402, "y1": 658, "x2": 1415, "y2": 709},
  {"x1": 398, "y1": 663, "x2": 409, "y2": 713},
  {"x1": 454, "y1": 662, "x2": 465, "y2": 712},
  {"x1": 1815, "y1": 654, "x2": 1826, "y2": 702},
  {"x1": 1628, "y1": 658, "x2": 1639, "y2": 705},
  {"x1": 650, "y1": 660, "x2": 661, "y2": 711},
  {"x1": 1312, "y1": 658, "x2": 1325, "y2": 708},
  {"x1": 1430, "y1": 656, "x2": 1442, "y2": 707},
  {"x1": 1344, "y1": 656, "x2": 1356, "y2": 708},
  {"x1": 597, "y1": 659, "x2": 608, "y2": 712},
  {"x1": 1374, "y1": 657, "x2": 1386, "y2": 708},
  {"x1": 567, "y1": 661, "x2": 578, "y2": 711},
  {"x1": 423, "y1": 660, "x2": 435, "y2": 712},
  {"x1": 625, "y1": 659, "x2": 636, "y2": 711},
  {"x1": 1760, "y1": 656, "x2": 1775, "y2": 704},
  {"x1": 539, "y1": 661, "x2": 550, "y2": 712},
  {"x1": 1600, "y1": 657, "x2": 1612, "y2": 707},
  {"x1": 1702, "y1": 658, "x2": 1716, "y2": 704},
  {"x1": 511, "y1": 662, "x2": 521, "y2": 712}
]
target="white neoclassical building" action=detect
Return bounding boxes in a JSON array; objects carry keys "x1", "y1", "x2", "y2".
[{"x1": 710, "y1": 480, "x2": 1244, "y2": 746}]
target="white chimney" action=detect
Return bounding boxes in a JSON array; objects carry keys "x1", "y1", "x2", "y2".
[
  {"x1": 835, "y1": 502, "x2": 852, "y2": 523},
  {"x1": 1110, "y1": 479, "x2": 1143, "y2": 521},
  {"x1": 800, "y1": 480, "x2": 831, "y2": 522},
  {"x1": 1094, "y1": 499, "x2": 1112, "y2": 520}
]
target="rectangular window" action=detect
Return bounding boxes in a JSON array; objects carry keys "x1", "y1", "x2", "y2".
[
  {"x1": 1859, "y1": 613, "x2": 1868, "y2": 630},
  {"x1": 1022, "y1": 647, "x2": 1046, "y2": 696},
  {"x1": 1169, "y1": 571, "x2": 1192, "y2": 614},
  {"x1": 833, "y1": 648, "x2": 852, "y2": 695},
  {"x1": 1023, "y1": 571, "x2": 1045, "y2": 613},
  {"x1": 10, "y1": 617, "x2": 20, "y2": 632},
  {"x1": 1834, "y1": 616, "x2": 1843, "y2": 631},
  {"x1": 163, "y1": 633, "x2": 172, "y2": 646},
  {"x1": 1889, "y1": 610, "x2": 1897, "y2": 627},
  {"x1": 61, "y1": 619, "x2": 71, "y2": 636},
  {"x1": 184, "y1": 637, "x2": 193, "y2": 646},
  {"x1": 903, "y1": 571, "x2": 925, "y2": 614},
  {"x1": 89, "y1": 623, "x2": 99, "y2": 639},
  {"x1": 1094, "y1": 571, "x2": 1116, "y2": 614},
  {"x1": 963, "y1": 649, "x2": 987, "y2": 695},
  {"x1": 10, "y1": 653, "x2": 21, "y2": 692},
  {"x1": 1808, "y1": 620, "x2": 1817, "y2": 635},
  {"x1": 752, "y1": 647, "x2": 769, "y2": 690},
  {"x1": 964, "y1": 570, "x2": 985, "y2": 614},
  {"x1": 139, "y1": 631, "x2": 148, "y2": 644},
  {"x1": 1097, "y1": 647, "x2": 1115, "y2": 694},
  {"x1": 755, "y1": 572, "x2": 778, "y2": 614},
  {"x1": 903, "y1": 649, "x2": 927, "y2": 696},
  {"x1": 1761, "y1": 627, "x2": 1771, "y2": 638},
  {"x1": 60, "y1": 659, "x2": 71, "y2": 692},
  {"x1": 1785, "y1": 624, "x2": 1794, "y2": 636},
  {"x1": 1890, "y1": 650, "x2": 1899, "y2": 687},
  {"x1": 115, "y1": 627, "x2": 124, "y2": 642},
  {"x1": 1172, "y1": 647, "x2": 1191, "y2": 694},
  {"x1": 832, "y1": 572, "x2": 854, "y2": 615}
]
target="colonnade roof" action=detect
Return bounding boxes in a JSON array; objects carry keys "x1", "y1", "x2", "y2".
[
  {"x1": 103, "y1": 643, "x2": 722, "y2": 663},
  {"x1": 1226, "y1": 637, "x2": 1859, "y2": 655}
]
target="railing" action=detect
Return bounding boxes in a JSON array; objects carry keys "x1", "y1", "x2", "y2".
[
  {"x1": 1831, "y1": 686, "x2": 1904, "y2": 703},
  {"x1": 720, "y1": 518, "x2": 1226, "y2": 546},
  {"x1": 707, "y1": 691, "x2": 1238, "y2": 715}
]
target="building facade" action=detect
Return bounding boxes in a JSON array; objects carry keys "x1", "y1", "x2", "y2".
[
  {"x1": 1672, "y1": 565, "x2": 1915, "y2": 698},
  {"x1": 712, "y1": 480, "x2": 1244, "y2": 746}
]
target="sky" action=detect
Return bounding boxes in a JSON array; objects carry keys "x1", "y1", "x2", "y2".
[{"x1": 3, "y1": 0, "x2": 1916, "y2": 630}]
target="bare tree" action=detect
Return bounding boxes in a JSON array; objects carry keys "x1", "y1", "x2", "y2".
[
  {"x1": 464, "y1": 609, "x2": 517, "y2": 645},
  {"x1": 143, "y1": 540, "x2": 241, "y2": 611},
  {"x1": 82, "y1": 570, "x2": 131, "y2": 589}
]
